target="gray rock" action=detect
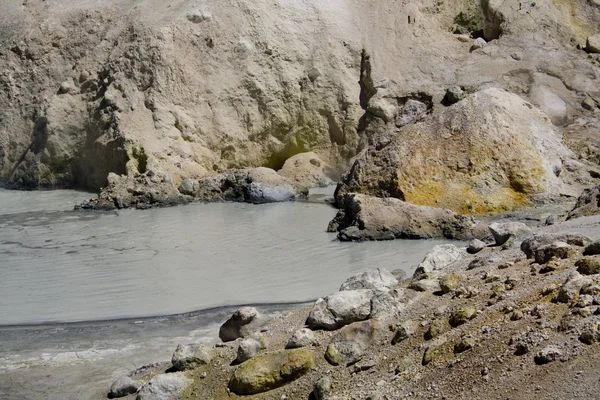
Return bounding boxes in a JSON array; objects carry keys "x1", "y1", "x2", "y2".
[
  {"x1": 533, "y1": 241, "x2": 574, "y2": 264},
  {"x1": 367, "y1": 97, "x2": 397, "y2": 123},
  {"x1": 171, "y1": 343, "x2": 212, "y2": 371},
  {"x1": 286, "y1": 328, "x2": 317, "y2": 349},
  {"x1": 306, "y1": 289, "x2": 373, "y2": 330},
  {"x1": 439, "y1": 272, "x2": 463, "y2": 294},
  {"x1": 534, "y1": 346, "x2": 562, "y2": 364},
  {"x1": 247, "y1": 182, "x2": 295, "y2": 203},
  {"x1": 369, "y1": 289, "x2": 410, "y2": 320},
  {"x1": 467, "y1": 239, "x2": 486, "y2": 254},
  {"x1": 408, "y1": 278, "x2": 441, "y2": 292},
  {"x1": 178, "y1": 177, "x2": 198, "y2": 196},
  {"x1": 312, "y1": 376, "x2": 333, "y2": 400},
  {"x1": 186, "y1": 11, "x2": 212, "y2": 23},
  {"x1": 470, "y1": 37, "x2": 487, "y2": 51},
  {"x1": 236, "y1": 335, "x2": 267, "y2": 363},
  {"x1": 413, "y1": 244, "x2": 463, "y2": 279},
  {"x1": 587, "y1": 34, "x2": 600, "y2": 53},
  {"x1": 569, "y1": 186, "x2": 600, "y2": 220},
  {"x1": 444, "y1": 86, "x2": 464, "y2": 105},
  {"x1": 489, "y1": 222, "x2": 532, "y2": 246},
  {"x1": 391, "y1": 320, "x2": 416, "y2": 344},
  {"x1": 340, "y1": 268, "x2": 398, "y2": 292},
  {"x1": 529, "y1": 85, "x2": 568, "y2": 126},
  {"x1": 390, "y1": 269, "x2": 407, "y2": 282},
  {"x1": 555, "y1": 272, "x2": 593, "y2": 303},
  {"x1": 219, "y1": 307, "x2": 270, "y2": 342},
  {"x1": 584, "y1": 240, "x2": 600, "y2": 256},
  {"x1": 582, "y1": 97, "x2": 596, "y2": 111},
  {"x1": 136, "y1": 372, "x2": 192, "y2": 400},
  {"x1": 109, "y1": 376, "x2": 140, "y2": 398},
  {"x1": 325, "y1": 320, "x2": 376, "y2": 366},
  {"x1": 545, "y1": 214, "x2": 558, "y2": 225},
  {"x1": 396, "y1": 99, "x2": 429, "y2": 126},
  {"x1": 580, "y1": 321, "x2": 600, "y2": 344},
  {"x1": 426, "y1": 318, "x2": 450, "y2": 340},
  {"x1": 521, "y1": 233, "x2": 591, "y2": 258}
]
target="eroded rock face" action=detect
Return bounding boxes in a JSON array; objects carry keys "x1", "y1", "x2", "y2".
[
  {"x1": 229, "y1": 349, "x2": 315, "y2": 395},
  {"x1": 328, "y1": 194, "x2": 484, "y2": 242},
  {"x1": 334, "y1": 89, "x2": 575, "y2": 215}
]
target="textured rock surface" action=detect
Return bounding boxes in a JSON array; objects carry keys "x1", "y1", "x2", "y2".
[
  {"x1": 277, "y1": 152, "x2": 335, "y2": 189},
  {"x1": 136, "y1": 373, "x2": 192, "y2": 400},
  {"x1": 171, "y1": 344, "x2": 212, "y2": 371},
  {"x1": 568, "y1": 184, "x2": 600, "y2": 220},
  {"x1": 229, "y1": 349, "x2": 315, "y2": 395},
  {"x1": 286, "y1": 328, "x2": 317, "y2": 350},
  {"x1": 306, "y1": 289, "x2": 373, "y2": 331},
  {"x1": 325, "y1": 320, "x2": 377, "y2": 366},
  {"x1": 328, "y1": 194, "x2": 485, "y2": 241},
  {"x1": 339, "y1": 268, "x2": 398, "y2": 292},
  {"x1": 109, "y1": 376, "x2": 140, "y2": 398},
  {"x1": 219, "y1": 307, "x2": 270, "y2": 342},
  {"x1": 413, "y1": 244, "x2": 464, "y2": 279}
]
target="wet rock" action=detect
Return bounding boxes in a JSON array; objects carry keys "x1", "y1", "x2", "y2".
[
  {"x1": 325, "y1": 320, "x2": 376, "y2": 366},
  {"x1": 311, "y1": 376, "x2": 333, "y2": 400},
  {"x1": 329, "y1": 194, "x2": 482, "y2": 242},
  {"x1": 426, "y1": 318, "x2": 450, "y2": 340},
  {"x1": 391, "y1": 320, "x2": 416, "y2": 344},
  {"x1": 236, "y1": 334, "x2": 267, "y2": 363},
  {"x1": 109, "y1": 376, "x2": 140, "y2": 398},
  {"x1": 467, "y1": 239, "x2": 486, "y2": 254},
  {"x1": 229, "y1": 349, "x2": 315, "y2": 395},
  {"x1": 306, "y1": 289, "x2": 373, "y2": 330},
  {"x1": 449, "y1": 307, "x2": 477, "y2": 327},
  {"x1": 413, "y1": 244, "x2": 463, "y2": 280},
  {"x1": 171, "y1": 343, "x2": 212, "y2": 371},
  {"x1": 534, "y1": 346, "x2": 562, "y2": 364},
  {"x1": 286, "y1": 328, "x2": 317, "y2": 349},
  {"x1": 489, "y1": 222, "x2": 532, "y2": 246},
  {"x1": 439, "y1": 272, "x2": 463, "y2": 294},
  {"x1": 580, "y1": 321, "x2": 600, "y2": 344},
  {"x1": 136, "y1": 372, "x2": 192, "y2": 400},
  {"x1": 533, "y1": 241, "x2": 575, "y2": 264},
  {"x1": 340, "y1": 268, "x2": 398, "y2": 292},
  {"x1": 576, "y1": 257, "x2": 600, "y2": 275},
  {"x1": 219, "y1": 307, "x2": 270, "y2": 342}
]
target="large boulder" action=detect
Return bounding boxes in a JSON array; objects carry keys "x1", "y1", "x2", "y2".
[
  {"x1": 328, "y1": 194, "x2": 484, "y2": 242},
  {"x1": 306, "y1": 289, "x2": 373, "y2": 330},
  {"x1": 136, "y1": 373, "x2": 192, "y2": 400},
  {"x1": 219, "y1": 307, "x2": 271, "y2": 342},
  {"x1": 325, "y1": 320, "x2": 377, "y2": 366},
  {"x1": 413, "y1": 244, "x2": 463, "y2": 280},
  {"x1": 229, "y1": 349, "x2": 315, "y2": 395},
  {"x1": 334, "y1": 89, "x2": 574, "y2": 215},
  {"x1": 339, "y1": 268, "x2": 398, "y2": 292},
  {"x1": 171, "y1": 343, "x2": 212, "y2": 371}
]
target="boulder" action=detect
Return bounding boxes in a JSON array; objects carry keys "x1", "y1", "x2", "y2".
[
  {"x1": 329, "y1": 194, "x2": 484, "y2": 242},
  {"x1": 311, "y1": 376, "x2": 333, "y2": 400},
  {"x1": 534, "y1": 346, "x2": 562, "y2": 364},
  {"x1": 219, "y1": 307, "x2": 270, "y2": 342},
  {"x1": 277, "y1": 152, "x2": 334, "y2": 188},
  {"x1": 576, "y1": 257, "x2": 600, "y2": 275},
  {"x1": 521, "y1": 233, "x2": 591, "y2": 258},
  {"x1": 171, "y1": 343, "x2": 212, "y2": 371},
  {"x1": 369, "y1": 289, "x2": 410, "y2": 320},
  {"x1": 489, "y1": 222, "x2": 532, "y2": 246},
  {"x1": 236, "y1": 335, "x2": 267, "y2": 363},
  {"x1": 286, "y1": 328, "x2": 317, "y2": 349},
  {"x1": 136, "y1": 373, "x2": 192, "y2": 400},
  {"x1": 306, "y1": 290, "x2": 373, "y2": 330},
  {"x1": 467, "y1": 239, "x2": 486, "y2": 254},
  {"x1": 178, "y1": 177, "x2": 199, "y2": 196},
  {"x1": 533, "y1": 241, "x2": 575, "y2": 264},
  {"x1": 229, "y1": 349, "x2": 315, "y2": 395},
  {"x1": 449, "y1": 307, "x2": 477, "y2": 327},
  {"x1": 408, "y1": 278, "x2": 442, "y2": 293},
  {"x1": 555, "y1": 272, "x2": 593, "y2": 303},
  {"x1": 426, "y1": 318, "x2": 450, "y2": 340},
  {"x1": 587, "y1": 34, "x2": 600, "y2": 53},
  {"x1": 439, "y1": 272, "x2": 463, "y2": 294},
  {"x1": 413, "y1": 244, "x2": 463, "y2": 280},
  {"x1": 339, "y1": 268, "x2": 398, "y2": 292},
  {"x1": 325, "y1": 320, "x2": 377, "y2": 366},
  {"x1": 109, "y1": 376, "x2": 140, "y2": 398}
]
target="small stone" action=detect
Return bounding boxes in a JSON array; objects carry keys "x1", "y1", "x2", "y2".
[
  {"x1": 575, "y1": 294, "x2": 594, "y2": 308},
  {"x1": 491, "y1": 284, "x2": 505, "y2": 299},
  {"x1": 220, "y1": 307, "x2": 270, "y2": 342},
  {"x1": 470, "y1": 37, "x2": 487, "y2": 51},
  {"x1": 467, "y1": 239, "x2": 486, "y2": 254},
  {"x1": 510, "y1": 310, "x2": 524, "y2": 321},
  {"x1": 454, "y1": 337, "x2": 474, "y2": 353},
  {"x1": 533, "y1": 241, "x2": 574, "y2": 264},
  {"x1": 583, "y1": 240, "x2": 600, "y2": 255},
  {"x1": 137, "y1": 373, "x2": 193, "y2": 400},
  {"x1": 576, "y1": 257, "x2": 600, "y2": 275},
  {"x1": 186, "y1": 11, "x2": 212, "y2": 23},
  {"x1": 545, "y1": 215, "x2": 558, "y2": 225},
  {"x1": 586, "y1": 34, "x2": 600, "y2": 53},
  {"x1": 408, "y1": 278, "x2": 441, "y2": 292},
  {"x1": 580, "y1": 321, "x2": 600, "y2": 344},
  {"x1": 444, "y1": 86, "x2": 465, "y2": 105},
  {"x1": 449, "y1": 308, "x2": 477, "y2": 327},
  {"x1": 426, "y1": 318, "x2": 450, "y2": 340},
  {"x1": 422, "y1": 344, "x2": 445, "y2": 365},
  {"x1": 514, "y1": 342, "x2": 529, "y2": 356},
  {"x1": 439, "y1": 272, "x2": 463, "y2": 294},
  {"x1": 582, "y1": 97, "x2": 596, "y2": 111},
  {"x1": 286, "y1": 328, "x2": 317, "y2": 349},
  {"x1": 311, "y1": 376, "x2": 333, "y2": 400},
  {"x1": 392, "y1": 320, "x2": 416, "y2": 344},
  {"x1": 534, "y1": 346, "x2": 562, "y2": 364},
  {"x1": 178, "y1": 177, "x2": 199, "y2": 196},
  {"x1": 236, "y1": 335, "x2": 267, "y2": 363},
  {"x1": 541, "y1": 284, "x2": 558, "y2": 296},
  {"x1": 109, "y1": 376, "x2": 140, "y2": 398}
]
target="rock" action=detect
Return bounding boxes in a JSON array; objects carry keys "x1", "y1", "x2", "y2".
[
  {"x1": 391, "y1": 320, "x2": 416, "y2": 344},
  {"x1": 510, "y1": 310, "x2": 524, "y2": 321},
  {"x1": 555, "y1": 272, "x2": 593, "y2": 303},
  {"x1": 325, "y1": 320, "x2": 376, "y2": 366},
  {"x1": 584, "y1": 240, "x2": 600, "y2": 256},
  {"x1": 521, "y1": 234, "x2": 591, "y2": 258},
  {"x1": 229, "y1": 349, "x2": 315, "y2": 395},
  {"x1": 454, "y1": 337, "x2": 474, "y2": 353},
  {"x1": 576, "y1": 257, "x2": 600, "y2": 275},
  {"x1": 408, "y1": 278, "x2": 441, "y2": 292},
  {"x1": 443, "y1": 86, "x2": 465, "y2": 105},
  {"x1": 587, "y1": 34, "x2": 600, "y2": 53},
  {"x1": 582, "y1": 97, "x2": 596, "y2": 111},
  {"x1": 329, "y1": 194, "x2": 483, "y2": 242},
  {"x1": 514, "y1": 342, "x2": 530, "y2": 356},
  {"x1": 426, "y1": 318, "x2": 450, "y2": 340},
  {"x1": 136, "y1": 372, "x2": 192, "y2": 400},
  {"x1": 396, "y1": 99, "x2": 429, "y2": 127},
  {"x1": 568, "y1": 186, "x2": 600, "y2": 220},
  {"x1": 489, "y1": 222, "x2": 532, "y2": 246},
  {"x1": 529, "y1": 85, "x2": 568, "y2": 126},
  {"x1": 369, "y1": 289, "x2": 410, "y2": 320},
  {"x1": 277, "y1": 152, "x2": 333, "y2": 188},
  {"x1": 286, "y1": 328, "x2": 317, "y2": 349},
  {"x1": 575, "y1": 294, "x2": 594, "y2": 308},
  {"x1": 467, "y1": 239, "x2": 486, "y2": 254},
  {"x1": 311, "y1": 376, "x2": 333, "y2": 400},
  {"x1": 171, "y1": 343, "x2": 212, "y2": 371},
  {"x1": 439, "y1": 272, "x2": 463, "y2": 294},
  {"x1": 580, "y1": 321, "x2": 600, "y2": 344},
  {"x1": 109, "y1": 376, "x2": 140, "y2": 398},
  {"x1": 470, "y1": 37, "x2": 487, "y2": 51},
  {"x1": 178, "y1": 177, "x2": 199, "y2": 196},
  {"x1": 534, "y1": 346, "x2": 562, "y2": 364},
  {"x1": 390, "y1": 269, "x2": 407, "y2": 282},
  {"x1": 219, "y1": 307, "x2": 270, "y2": 342},
  {"x1": 339, "y1": 268, "x2": 398, "y2": 292},
  {"x1": 367, "y1": 97, "x2": 397, "y2": 123},
  {"x1": 413, "y1": 244, "x2": 464, "y2": 280},
  {"x1": 422, "y1": 343, "x2": 446, "y2": 365},
  {"x1": 533, "y1": 241, "x2": 575, "y2": 264},
  {"x1": 306, "y1": 289, "x2": 373, "y2": 330},
  {"x1": 236, "y1": 335, "x2": 267, "y2": 363},
  {"x1": 545, "y1": 214, "x2": 559, "y2": 225},
  {"x1": 449, "y1": 308, "x2": 477, "y2": 327},
  {"x1": 186, "y1": 11, "x2": 212, "y2": 23}
]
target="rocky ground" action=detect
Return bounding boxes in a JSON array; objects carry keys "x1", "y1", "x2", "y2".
[{"x1": 94, "y1": 211, "x2": 600, "y2": 400}]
